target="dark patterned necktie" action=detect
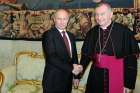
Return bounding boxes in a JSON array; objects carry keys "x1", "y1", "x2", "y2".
[{"x1": 62, "y1": 31, "x2": 70, "y2": 56}]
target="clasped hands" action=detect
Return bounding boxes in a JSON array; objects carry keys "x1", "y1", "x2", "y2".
[{"x1": 72, "y1": 64, "x2": 83, "y2": 75}]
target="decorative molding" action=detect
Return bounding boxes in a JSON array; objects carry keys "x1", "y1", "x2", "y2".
[{"x1": 0, "y1": 71, "x2": 4, "y2": 88}]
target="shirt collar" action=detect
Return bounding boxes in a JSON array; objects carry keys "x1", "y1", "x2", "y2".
[
  {"x1": 56, "y1": 28, "x2": 66, "y2": 33},
  {"x1": 100, "y1": 22, "x2": 113, "y2": 31}
]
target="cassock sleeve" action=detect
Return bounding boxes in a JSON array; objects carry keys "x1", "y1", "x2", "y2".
[
  {"x1": 122, "y1": 26, "x2": 139, "y2": 56},
  {"x1": 80, "y1": 28, "x2": 97, "y2": 72},
  {"x1": 123, "y1": 27, "x2": 139, "y2": 89}
]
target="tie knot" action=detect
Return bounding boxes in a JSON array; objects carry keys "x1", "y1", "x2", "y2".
[
  {"x1": 62, "y1": 31, "x2": 66, "y2": 36},
  {"x1": 62, "y1": 31, "x2": 65, "y2": 34}
]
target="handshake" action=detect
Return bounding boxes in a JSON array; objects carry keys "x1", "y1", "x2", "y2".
[{"x1": 72, "y1": 64, "x2": 83, "y2": 75}]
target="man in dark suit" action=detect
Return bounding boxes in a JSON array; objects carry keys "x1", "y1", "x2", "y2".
[{"x1": 42, "y1": 9, "x2": 82, "y2": 93}]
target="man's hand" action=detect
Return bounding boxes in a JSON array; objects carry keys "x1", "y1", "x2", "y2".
[
  {"x1": 73, "y1": 79, "x2": 80, "y2": 89},
  {"x1": 72, "y1": 64, "x2": 83, "y2": 75}
]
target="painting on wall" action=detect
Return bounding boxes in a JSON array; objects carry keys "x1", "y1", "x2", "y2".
[
  {"x1": 16, "y1": 0, "x2": 135, "y2": 10},
  {"x1": 0, "y1": 0, "x2": 135, "y2": 10},
  {"x1": 0, "y1": 8, "x2": 138, "y2": 40}
]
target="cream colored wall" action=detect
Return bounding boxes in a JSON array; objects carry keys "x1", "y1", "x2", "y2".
[
  {"x1": 0, "y1": 40, "x2": 42, "y2": 69},
  {"x1": 0, "y1": 40, "x2": 13, "y2": 68}
]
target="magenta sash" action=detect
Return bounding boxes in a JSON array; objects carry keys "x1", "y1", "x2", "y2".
[{"x1": 95, "y1": 54, "x2": 124, "y2": 93}]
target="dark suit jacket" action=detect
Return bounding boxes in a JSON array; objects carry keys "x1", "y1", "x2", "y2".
[{"x1": 42, "y1": 27, "x2": 78, "y2": 93}]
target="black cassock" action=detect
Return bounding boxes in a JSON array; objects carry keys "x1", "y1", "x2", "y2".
[{"x1": 80, "y1": 22, "x2": 139, "y2": 93}]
